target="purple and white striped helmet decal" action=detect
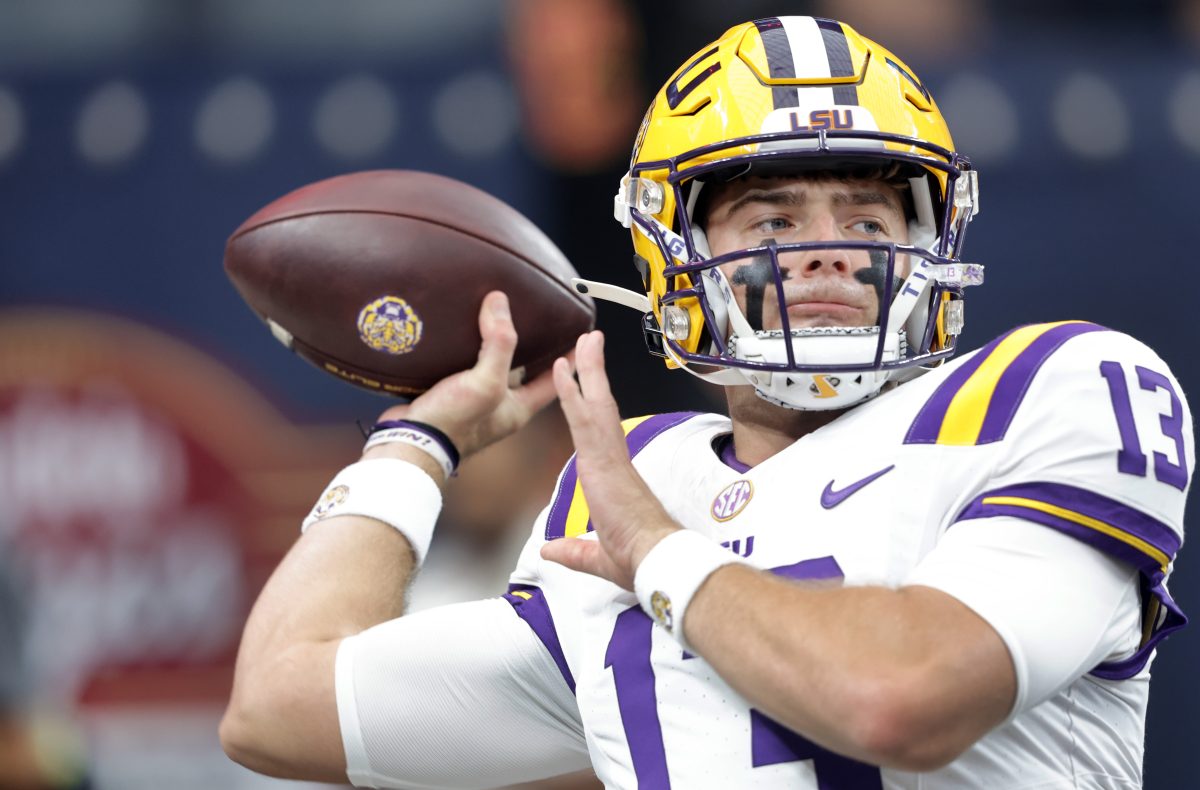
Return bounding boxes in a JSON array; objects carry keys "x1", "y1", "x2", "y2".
[
  {"x1": 815, "y1": 18, "x2": 859, "y2": 105},
  {"x1": 753, "y1": 18, "x2": 799, "y2": 110},
  {"x1": 753, "y1": 17, "x2": 859, "y2": 111}
]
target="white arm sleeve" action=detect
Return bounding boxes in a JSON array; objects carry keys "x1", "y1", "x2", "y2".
[
  {"x1": 336, "y1": 598, "x2": 589, "y2": 789},
  {"x1": 905, "y1": 515, "x2": 1142, "y2": 719}
]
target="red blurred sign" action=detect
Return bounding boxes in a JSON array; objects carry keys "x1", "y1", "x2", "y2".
[{"x1": 0, "y1": 308, "x2": 359, "y2": 709}]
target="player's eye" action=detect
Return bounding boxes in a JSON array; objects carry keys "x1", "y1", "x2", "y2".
[
  {"x1": 751, "y1": 217, "x2": 792, "y2": 234},
  {"x1": 851, "y1": 219, "x2": 886, "y2": 236}
]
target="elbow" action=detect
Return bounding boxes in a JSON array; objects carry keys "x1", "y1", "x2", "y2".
[
  {"x1": 219, "y1": 642, "x2": 343, "y2": 780},
  {"x1": 219, "y1": 696, "x2": 285, "y2": 777},
  {"x1": 844, "y1": 680, "x2": 970, "y2": 772},
  {"x1": 218, "y1": 705, "x2": 256, "y2": 769}
]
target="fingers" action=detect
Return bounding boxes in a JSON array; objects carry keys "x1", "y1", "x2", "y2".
[
  {"x1": 553, "y1": 331, "x2": 613, "y2": 407},
  {"x1": 574, "y1": 331, "x2": 614, "y2": 403},
  {"x1": 558, "y1": 332, "x2": 623, "y2": 441},
  {"x1": 474, "y1": 292, "x2": 519, "y2": 382},
  {"x1": 553, "y1": 355, "x2": 582, "y2": 417},
  {"x1": 512, "y1": 365, "x2": 559, "y2": 417}
]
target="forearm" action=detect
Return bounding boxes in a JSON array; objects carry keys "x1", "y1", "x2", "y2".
[
  {"x1": 244, "y1": 443, "x2": 442, "y2": 643},
  {"x1": 683, "y1": 565, "x2": 1014, "y2": 770},
  {"x1": 223, "y1": 447, "x2": 443, "y2": 778},
  {"x1": 222, "y1": 292, "x2": 558, "y2": 780},
  {"x1": 233, "y1": 515, "x2": 416, "y2": 667}
]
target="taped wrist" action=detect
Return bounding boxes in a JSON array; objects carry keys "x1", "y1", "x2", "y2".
[
  {"x1": 633, "y1": 530, "x2": 749, "y2": 652},
  {"x1": 301, "y1": 458, "x2": 442, "y2": 565}
]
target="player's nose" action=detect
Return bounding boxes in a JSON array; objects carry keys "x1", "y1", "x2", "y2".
[
  {"x1": 779, "y1": 213, "x2": 862, "y2": 278},
  {"x1": 779, "y1": 246, "x2": 858, "y2": 278}
]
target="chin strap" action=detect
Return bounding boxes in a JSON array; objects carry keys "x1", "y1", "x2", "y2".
[{"x1": 570, "y1": 278, "x2": 649, "y2": 312}]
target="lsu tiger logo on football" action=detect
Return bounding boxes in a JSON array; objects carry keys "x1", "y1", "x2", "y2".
[
  {"x1": 711, "y1": 479, "x2": 753, "y2": 522},
  {"x1": 357, "y1": 296, "x2": 423, "y2": 355}
]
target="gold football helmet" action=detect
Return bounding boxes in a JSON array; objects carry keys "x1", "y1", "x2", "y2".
[{"x1": 592, "y1": 16, "x2": 982, "y2": 410}]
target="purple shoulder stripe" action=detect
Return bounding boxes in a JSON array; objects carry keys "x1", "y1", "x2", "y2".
[
  {"x1": 905, "y1": 323, "x2": 1107, "y2": 445},
  {"x1": 626, "y1": 411, "x2": 703, "y2": 456},
  {"x1": 954, "y1": 481, "x2": 1186, "y2": 680},
  {"x1": 955, "y1": 481, "x2": 1181, "y2": 568},
  {"x1": 975, "y1": 322, "x2": 1106, "y2": 444},
  {"x1": 904, "y1": 332, "x2": 1012, "y2": 444},
  {"x1": 544, "y1": 412, "x2": 702, "y2": 540},
  {"x1": 503, "y1": 584, "x2": 575, "y2": 694},
  {"x1": 543, "y1": 462, "x2": 580, "y2": 541}
]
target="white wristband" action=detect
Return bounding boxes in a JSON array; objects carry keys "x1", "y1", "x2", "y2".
[
  {"x1": 301, "y1": 458, "x2": 442, "y2": 566},
  {"x1": 364, "y1": 425, "x2": 456, "y2": 481},
  {"x1": 634, "y1": 530, "x2": 748, "y2": 652}
]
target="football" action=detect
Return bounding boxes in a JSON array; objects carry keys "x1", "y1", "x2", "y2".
[{"x1": 224, "y1": 170, "x2": 596, "y2": 398}]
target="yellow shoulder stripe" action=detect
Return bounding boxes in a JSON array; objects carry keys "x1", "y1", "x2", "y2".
[
  {"x1": 563, "y1": 415, "x2": 654, "y2": 538},
  {"x1": 981, "y1": 495, "x2": 1171, "y2": 572},
  {"x1": 937, "y1": 321, "x2": 1087, "y2": 445}
]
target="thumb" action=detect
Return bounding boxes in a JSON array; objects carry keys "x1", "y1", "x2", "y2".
[
  {"x1": 540, "y1": 538, "x2": 607, "y2": 577},
  {"x1": 474, "y1": 291, "x2": 519, "y2": 381}
]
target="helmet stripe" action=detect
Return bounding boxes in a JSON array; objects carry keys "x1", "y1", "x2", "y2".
[
  {"x1": 778, "y1": 17, "x2": 837, "y2": 109},
  {"x1": 752, "y1": 18, "x2": 799, "y2": 109},
  {"x1": 815, "y1": 18, "x2": 859, "y2": 105}
]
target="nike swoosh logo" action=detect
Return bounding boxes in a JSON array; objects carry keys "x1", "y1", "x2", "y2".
[{"x1": 820, "y1": 465, "x2": 895, "y2": 509}]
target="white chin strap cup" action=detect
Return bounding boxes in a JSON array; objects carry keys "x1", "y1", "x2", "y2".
[{"x1": 727, "y1": 329, "x2": 900, "y2": 411}]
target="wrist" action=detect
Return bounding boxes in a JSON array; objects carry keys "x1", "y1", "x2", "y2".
[
  {"x1": 629, "y1": 523, "x2": 682, "y2": 570},
  {"x1": 302, "y1": 458, "x2": 443, "y2": 566},
  {"x1": 361, "y1": 442, "x2": 446, "y2": 486},
  {"x1": 633, "y1": 530, "x2": 751, "y2": 652},
  {"x1": 363, "y1": 419, "x2": 460, "y2": 481},
  {"x1": 402, "y1": 406, "x2": 468, "y2": 453}
]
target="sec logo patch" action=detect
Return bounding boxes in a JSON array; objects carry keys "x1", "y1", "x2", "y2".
[
  {"x1": 357, "y1": 296, "x2": 423, "y2": 355},
  {"x1": 711, "y1": 479, "x2": 753, "y2": 522}
]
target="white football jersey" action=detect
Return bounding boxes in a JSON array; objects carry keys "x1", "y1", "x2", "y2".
[{"x1": 497, "y1": 322, "x2": 1191, "y2": 789}]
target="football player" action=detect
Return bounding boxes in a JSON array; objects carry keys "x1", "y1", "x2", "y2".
[{"x1": 221, "y1": 17, "x2": 1191, "y2": 789}]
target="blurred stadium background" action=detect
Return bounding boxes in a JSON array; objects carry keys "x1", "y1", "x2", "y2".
[{"x1": 0, "y1": 1, "x2": 1196, "y2": 787}]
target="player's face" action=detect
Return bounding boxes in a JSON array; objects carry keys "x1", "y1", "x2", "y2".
[{"x1": 703, "y1": 175, "x2": 911, "y2": 330}]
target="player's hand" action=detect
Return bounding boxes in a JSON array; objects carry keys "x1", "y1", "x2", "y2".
[
  {"x1": 368, "y1": 291, "x2": 558, "y2": 460},
  {"x1": 540, "y1": 331, "x2": 680, "y2": 590}
]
